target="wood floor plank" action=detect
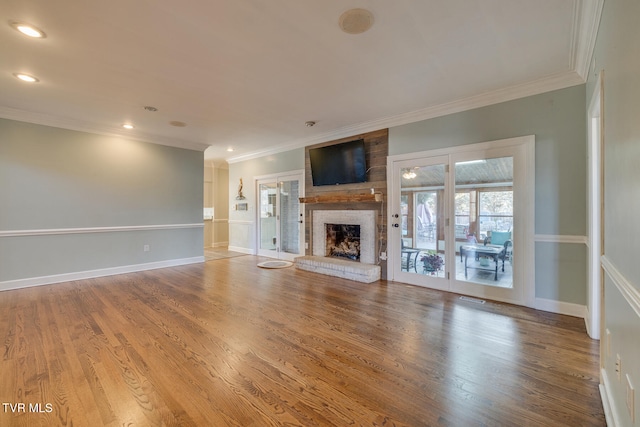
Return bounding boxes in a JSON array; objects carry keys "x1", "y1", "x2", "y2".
[{"x1": 0, "y1": 254, "x2": 605, "y2": 426}]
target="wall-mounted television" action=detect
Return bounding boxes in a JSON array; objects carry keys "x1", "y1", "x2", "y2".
[{"x1": 309, "y1": 139, "x2": 367, "y2": 186}]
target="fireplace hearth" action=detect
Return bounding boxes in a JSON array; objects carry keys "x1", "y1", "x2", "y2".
[{"x1": 295, "y1": 209, "x2": 380, "y2": 283}]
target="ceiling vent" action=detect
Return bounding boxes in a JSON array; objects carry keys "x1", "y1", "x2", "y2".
[{"x1": 339, "y1": 9, "x2": 374, "y2": 35}]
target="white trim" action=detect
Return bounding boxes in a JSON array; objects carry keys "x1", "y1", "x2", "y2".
[
  {"x1": 227, "y1": 246, "x2": 254, "y2": 255},
  {"x1": 600, "y1": 369, "x2": 621, "y2": 427},
  {"x1": 602, "y1": 255, "x2": 640, "y2": 319},
  {"x1": 587, "y1": 70, "x2": 604, "y2": 340},
  {"x1": 523, "y1": 138, "x2": 536, "y2": 308},
  {"x1": 226, "y1": 74, "x2": 583, "y2": 164},
  {"x1": 0, "y1": 223, "x2": 204, "y2": 238},
  {"x1": 0, "y1": 257, "x2": 204, "y2": 292},
  {"x1": 571, "y1": 0, "x2": 605, "y2": 80},
  {"x1": 534, "y1": 297, "x2": 588, "y2": 318},
  {"x1": 534, "y1": 234, "x2": 588, "y2": 244}
]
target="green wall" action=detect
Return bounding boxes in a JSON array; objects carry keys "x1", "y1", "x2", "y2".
[
  {"x1": 0, "y1": 119, "x2": 204, "y2": 285},
  {"x1": 588, "y1": 0, "x2": 640, "y2": 424}
]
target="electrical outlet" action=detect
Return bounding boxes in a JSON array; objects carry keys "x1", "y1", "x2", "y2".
[
  {"x1": 380, "y1": 252, "x2": 387, "y2": 260},
  {"x1": 615, "y1": 354, "x2": 622, "y2": 381},
  {"x1": 143, "y1": 244, "x2": 150, "y2": 252},
  {"x1": 626, "y1": 374, "x2": 635, "y2": 422}
]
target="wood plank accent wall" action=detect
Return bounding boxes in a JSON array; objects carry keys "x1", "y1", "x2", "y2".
[{"x1": 303, "y1": 129, "x2": 388, "y2": 279}]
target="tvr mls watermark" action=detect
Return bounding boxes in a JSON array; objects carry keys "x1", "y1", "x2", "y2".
[{"x1": 2, "y1": 402, "x2": 53, "y2": 413}]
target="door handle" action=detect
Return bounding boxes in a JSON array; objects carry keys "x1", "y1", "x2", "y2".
[{"x1": 392, "y1": 223, "x2": 399, "y2": 228}]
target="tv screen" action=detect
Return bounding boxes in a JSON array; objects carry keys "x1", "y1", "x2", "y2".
[{"x1": 309, "y1": 139, "x2": 367, "y2": 186}]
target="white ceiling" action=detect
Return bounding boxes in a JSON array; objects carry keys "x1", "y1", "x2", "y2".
[{"x1": 1, "y1": 1, "x2": 601, "y2": 163}]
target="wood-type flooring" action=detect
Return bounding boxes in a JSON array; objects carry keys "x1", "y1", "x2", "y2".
[{"x1": 0, "y1": 255, "x2": 605, "y2": 426}]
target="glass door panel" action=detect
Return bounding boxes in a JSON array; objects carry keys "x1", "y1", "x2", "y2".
[
  {"x1": 392, "y1": 157, "x2": 449, "y2": 290},
  {"x1": 453, "y1": 156, "x2": 513, "y2": 288},
  {"x1": 279, "y1": 179, "x2": 301, "y2": 258},
  {"x1": 259, "y1": 182, "x2": 278, "y2": 255}
]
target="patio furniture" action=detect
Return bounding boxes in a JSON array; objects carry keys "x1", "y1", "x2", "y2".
[
  {"x1": 485, "y1": 231, "x2": 513, "y2": 264},
  {"x1": 459, "y1": 244, "x2": 505, "y2": 281},
  {"x1": 401, "y1": 239, "x2": 420, "y2": 272}
]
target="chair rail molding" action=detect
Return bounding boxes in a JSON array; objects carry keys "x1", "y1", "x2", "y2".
[
  {"x1": 534, "y1": 234, "x2": 588, "y2": 244},
  {"x1": 602, "y1": 255, "x2": 640, "y2": 318},
  {"x1": 0, "y1": 223, "x2": 204, "y2": 238}
]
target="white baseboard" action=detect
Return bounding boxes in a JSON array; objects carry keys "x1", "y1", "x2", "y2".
[
  {"x1": 0, "y1": 256, "x2": 204, "y2": 292},
  {"x1": 600, "y1": 368, "x2": 620, "y2": 427},
  {"x1": 227, "y1": 246, "x2": 254, "y2": 255},
  {"x1": 534, "y1": 297, "x2": 588, "y2": 319}
]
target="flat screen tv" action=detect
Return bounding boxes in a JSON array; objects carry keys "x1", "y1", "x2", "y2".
[{"x1": 309, "y1": 139, "x2": 367, "y2": 186}]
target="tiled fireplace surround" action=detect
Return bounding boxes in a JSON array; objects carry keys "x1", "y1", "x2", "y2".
[{"x1": 313, "y1": 210, "x2": 376, "y2": 264}]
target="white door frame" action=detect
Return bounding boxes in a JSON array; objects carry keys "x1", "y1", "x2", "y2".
[
  {"x1": 389, "y1": 155, "x2": 450, "y2": 291},
  {"x1": 586, "y1": 71, "x2": 604, "y2": 340},
  {"x1": 387, "y1": 136, "x2": 535, "y2": 307},
  {"x1": 255, "y1": 170, "x2": 305, "y2": 261}
]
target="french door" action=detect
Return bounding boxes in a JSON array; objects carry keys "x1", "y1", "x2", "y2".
[
  {"x1": 256, "y1": 172, "x2": 304, "y2": 261},
  {"x1": 388, "y1": 137, "x2": 534, "y2": 306},
  {"x1": 392, "y1": 156, "x2": 450, "y2": 291}
]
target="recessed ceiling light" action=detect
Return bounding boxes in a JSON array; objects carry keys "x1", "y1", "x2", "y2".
[
  {"x1": 122, "y1": 124, "x2": 134, "y2": 129},
  {"x1": 9, "y1": 21, "x2": 46, "y2": 38},
  {"x1": 169, "y1": 121, "x2": 187, "y2": 127},
  {"x1": 13, "y1": 73, "x2": 39, "y2": 83},
  {"x1": 305, "y1": 121, "x2": 316, "y2": 127},
  {"x1": 226, "y1": 147, "x2": 234, "y2": 152},
  {"x1": 143, "y1": 106, "x2": 158, "y2": 112}
]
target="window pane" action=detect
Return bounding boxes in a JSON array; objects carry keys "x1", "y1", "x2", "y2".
[{"x1": 479, "y1": 191, "x2": 513, "y2": 233}]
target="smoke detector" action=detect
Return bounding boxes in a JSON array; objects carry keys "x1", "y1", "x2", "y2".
[{"x1": 339, "y1": 8, "x2": 374, "y2": 35}]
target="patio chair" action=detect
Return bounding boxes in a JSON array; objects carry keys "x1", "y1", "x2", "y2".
[
  {"x1": 485, "y1": 231, "x2": 513, "y2": 267},
  {"x1": 401, "y1": 239, "x2": 420, "y2": 272}
]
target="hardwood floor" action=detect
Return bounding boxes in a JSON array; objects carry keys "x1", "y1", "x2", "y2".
[{"x1": 1, "y1": 255, "x2": 605, "y2": 426}]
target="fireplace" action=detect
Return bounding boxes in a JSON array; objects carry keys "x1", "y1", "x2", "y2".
[
  {"x1": 312, "y1": 210, "x2": 376, "y2": 264},
  {"x1": 326, "y1": 224, "x2": 361, "y2": 261}
]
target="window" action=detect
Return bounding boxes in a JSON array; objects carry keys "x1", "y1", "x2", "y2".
[{"x1": 478, "y1": 190, "x2": 513, "y2": 235}]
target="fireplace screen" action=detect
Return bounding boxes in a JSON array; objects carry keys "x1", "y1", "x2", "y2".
[{"x1": 325, "y1": 224, "x2": 361, "y2": 261}]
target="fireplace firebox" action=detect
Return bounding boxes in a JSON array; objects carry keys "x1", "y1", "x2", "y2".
[{"x1": 326, "y1": 224, "x2": 361, "y2": 261}]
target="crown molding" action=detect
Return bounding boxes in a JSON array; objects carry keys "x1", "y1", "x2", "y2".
[
  {"x1": 226, "y1": 70, "x2": 584, "y2": 164},
  {"x1": 0, "y1": 107, "x2": 210, "y2": 152},
  {"x1": 571, "y1": 0, "x2": 605, "y2": 80}
]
